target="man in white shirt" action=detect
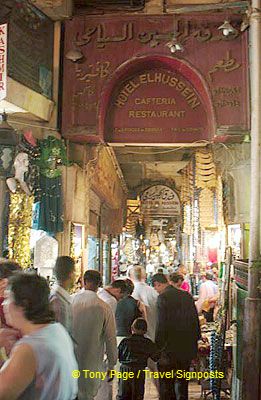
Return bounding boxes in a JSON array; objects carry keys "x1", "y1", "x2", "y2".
[
  {"x1": 50, "y1": 256, "x2": 75, "y2": 335},
  {"x1": 129, "y1": 265, "x2": 159, "y2": 391},
  {"x1": 129, "y1": 265, "x2": 158, "y2": 341},
  {"x1": 97, "y1": 280, "x2": 128, "y2": 314},
  {"x1": 72, "y1": 270, "x2": 117, "y2": 400},
  {"x1": 196, "y1": 272, "x2": 218, "y2": 322}
]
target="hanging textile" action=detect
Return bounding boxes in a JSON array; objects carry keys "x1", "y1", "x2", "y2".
[
  {"x1": 35, "y1": 136, "x2": 71, "y2": 234},
  {"x1": 37, "y1": 175, "x2": 64, "y2": 234},
  {"x1": 37, "y1": 136, "x2": 71, "y2": 178}
]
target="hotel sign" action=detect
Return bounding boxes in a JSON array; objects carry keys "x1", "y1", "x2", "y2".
[
  {"x1": 62, "y1": 14, "x2": 249, "y2": 143},
  {"x1": 0, "y1": 24, "x2": 7, "y2": 102},
  {"x1": 106, "y1": 68, "x2": 209, "y2": 143},
  {"x1": 141, "y1": 185, "x2": 181, "y2": 217}
]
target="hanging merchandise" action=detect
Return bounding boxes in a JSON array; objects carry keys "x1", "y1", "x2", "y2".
[
  {"x1": 6, "y1": 149, "x2": 35, "y2": 267},
  {"x1": 135, "y1": 220, "x2": 145, "y2": 239},
  {"x1": 199, "y1": 188, "x2": 215, "y2": 229},
  {"x1": 217, "y1": 176, "x2": 224, "y2": 228},
  {"x1": 17, "y1": 132, "x2": 41, "y2": 201},
  {"x1": 193, "y1": 192, "x2": 200, "y2": 259},
  {"x1": 37, "y1": 175, "x2": 64, "y2": 234},
  {"x1": 181, "y1": 162, "x2": 194, "y2": 204},
  {"x1": 6, "y1": 132, "x2": 41, "y2": 259},
  {"x1": 70, "y1": 222, "x2": 75, "y2": 260},
  {"x1": 222, "y1": 174, "x2": 235, "y2": 225},
  {"x1": 150, "y1": 229, "x2": 159, "y2": 247},
  {"x1": 36, "y1": 136, "x2": 71, "y2": 234},
  {"x1": 8, "y1": 187, "x2": 34, "y2": 268},
  {"x1": 157, "y1": 227, "x2": 165, "y2": 243},
  {"x1": 183, "y1": 203, "x2": 192, "y2": 235},
  {"x1": 123, "y1": 237, "x2": 134, "y2": 263},
  {"x1": 37, "y1": 136, "x2": 71, "y2": 178},
  {"x1": 195, "y1": 150, "x2": 217, "y2": 189}
]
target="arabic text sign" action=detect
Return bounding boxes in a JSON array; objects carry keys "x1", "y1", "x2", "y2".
[
  {"x1": 0, "y1": 24, "x2": 7, "y2": 102},
  {"x1": 141, "y1": 185, "x2": 181, "y2": 217},
  {"x1": 62, "y1": 15, "x2": 249, "y2": 140}
]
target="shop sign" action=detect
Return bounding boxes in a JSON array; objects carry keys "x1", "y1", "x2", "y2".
[
  {"x1": 8, "y1": 6, "x2": 53, "y2": 99},
  {"x1": 0, "y1": 23, "x2": 7, "y2": 102},
  {"x1": 106, "y1": 67, "x2": 209, "y2": 143},
  {"x1": 62, "y1": 14, "x2": 249, "y2": 142},
  {"x1": 141, "y1": 185, "x2": 181, "y2": 217}
]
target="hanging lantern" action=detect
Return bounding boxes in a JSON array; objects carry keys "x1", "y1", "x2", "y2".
[{"x1": 0, "y1": 112, "x2": 19, "y2": 177}]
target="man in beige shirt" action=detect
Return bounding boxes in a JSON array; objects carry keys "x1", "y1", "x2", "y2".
[{"x1": 72, "y1": 270, "x2": 117, "y2": 400}]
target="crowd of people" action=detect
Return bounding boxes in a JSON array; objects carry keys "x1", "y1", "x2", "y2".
[{"x1": 0, "y1": 257, "x2": 219, "y2": 400}]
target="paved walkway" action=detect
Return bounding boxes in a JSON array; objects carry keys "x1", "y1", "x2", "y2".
[
  {"x1": 113, "y1": 377, "x2": 204, "y2": 399},
  {"x1": 113, "y1": 377, "x2": 230, "y2": 399}
]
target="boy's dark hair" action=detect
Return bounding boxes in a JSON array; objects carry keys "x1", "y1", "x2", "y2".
[
  {"x1": 0, "y1": 260, "x2": 21, "y2": 280},
  {"x1": 9, "y1": 272, "x2": 54, "y2": 324},
  {"x1": 157, "y1": 268, "x2": 164, "y2": 273},
  {"x1": 169, "y1": 272, "x2": 184, "y2": 284},
  {"x1": 125, "y1": 278, "x2": 134, "y2": 295},
  {"x1": 151, "y1": 273, "x2": 168, "y2": 285},
  {"x1": 111, "y1": 279, "x2": 128, "y2": 294},
  {"x1": 132, "y1": 318, "x2": 147, "y2": 333},
  {"x1": 83, "y1": 270, "x2": 102, "y2": 288},
  {"x1": 54, "y1": 256, "x2": 75, "y2": 282}
]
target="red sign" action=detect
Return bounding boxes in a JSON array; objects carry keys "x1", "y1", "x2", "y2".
[
  {"x1": 0, "y1": 23, "x2": 7, "y2": 102},
  {"x1": 62, "y1": 14, "x2": 249, "y2": 144},
  {"x1": 105, "y1": 66, "x2": 210, "y2": 143}
]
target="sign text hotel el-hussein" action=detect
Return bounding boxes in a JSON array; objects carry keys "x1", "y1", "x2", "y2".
[
  {"x1": 108, "y1": 68, "x2": 208, "y2": 143},
  {"x1": 62, "y1": 15, "x2": 249, "y2": 144},
  {"x1": 0, "y1": 24, "x2": 7, "y2": 102}
]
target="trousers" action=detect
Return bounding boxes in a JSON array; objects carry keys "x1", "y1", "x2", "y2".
[
  {"x1": 117, "y1": 365, "x2": 145, "y2": 400},
  {"x1": 157, "y1": 358, "x2": 191, "y2": 400}
]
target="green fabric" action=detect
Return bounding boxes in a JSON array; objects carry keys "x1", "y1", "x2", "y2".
[
  {"x1": 37, "y1": 136, "x2": 71, "y2": 178},
  {"x1": 38, "y1": 175, "x2": 64, "y2": 234},
  {"x1": 236, "y1": 286, "x2": 248, "y2": 380}
]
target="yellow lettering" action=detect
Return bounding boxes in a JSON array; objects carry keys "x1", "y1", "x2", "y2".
[
  {"x1": 154, "y1": 72, "x2": 162, "y2": 83},
  {"x1": 169, "y1": 77, "x2": 178, "y2": 87},
  {"x1": 139, "y1": 74, "x2": 147, "y2": 84},
  {"x1": 182, "y1": 87, "x2": 193, "y2": 98},
  {"x1": 124, "y1": 83, "x2": 135, "y2": 94},
  {"x1": 176, "y1": 370, "x2": 183, "y2": 379},
  {"x1": 187, "y1": 97, "x2": 201, "y2": 109},
  {"x1": 177, "y1": 81, "x2": 186, "y2": 91}
]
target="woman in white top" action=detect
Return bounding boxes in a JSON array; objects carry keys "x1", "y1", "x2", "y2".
[{"x1": 0, "y1": 272, "x2": 78, "y2": 400}]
